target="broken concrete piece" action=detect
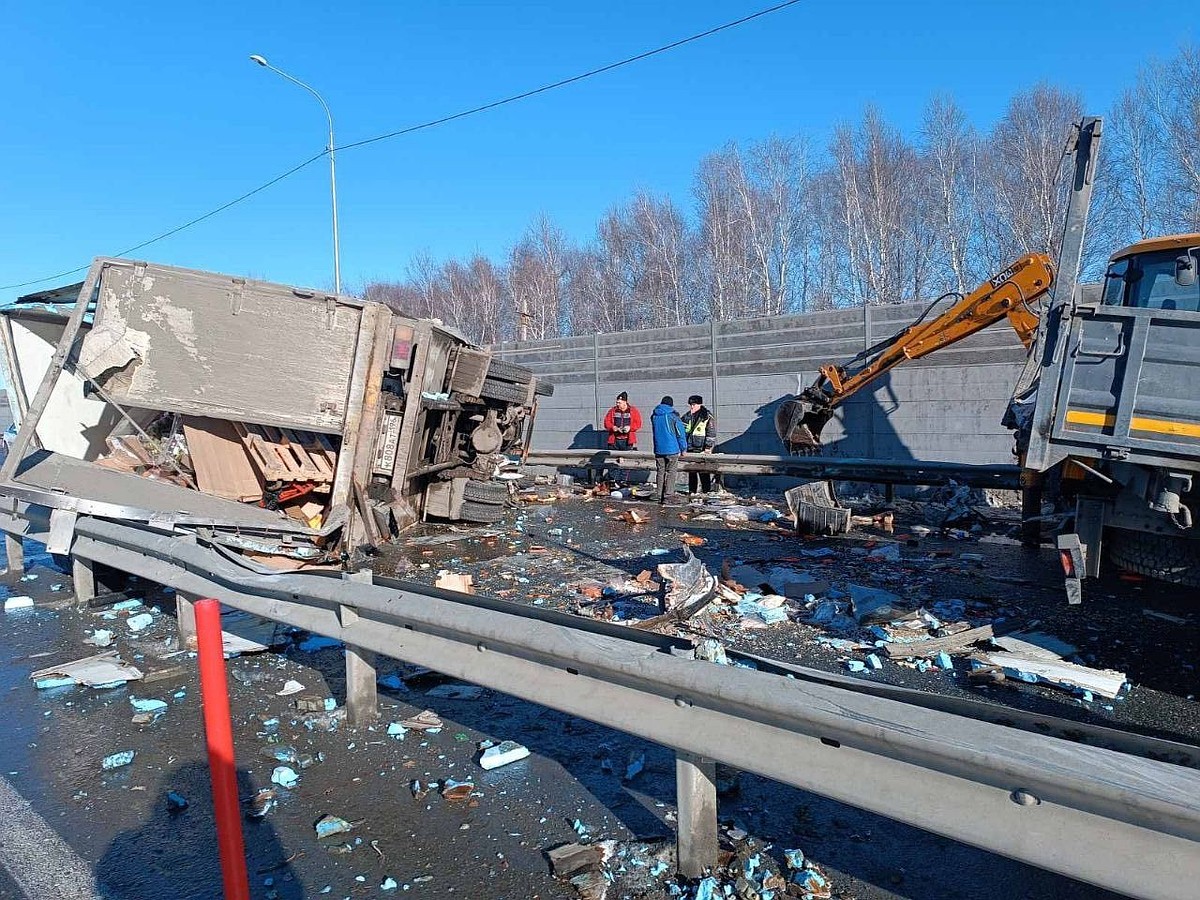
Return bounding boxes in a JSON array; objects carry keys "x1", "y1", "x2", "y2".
[
  {"x1": 271, "y1": 766, "x2": 299, "y2": 788},
  {"x1": 4, "y1": 596, "x2": 34, "y2": 611},
  {"x1": 276, "y1": 679, "x2": 306, "y2": 696}
]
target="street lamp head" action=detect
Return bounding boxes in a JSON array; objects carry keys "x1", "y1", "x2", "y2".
[{"x1": 249, "y1": 54, "x2": 269, "y2": 67}]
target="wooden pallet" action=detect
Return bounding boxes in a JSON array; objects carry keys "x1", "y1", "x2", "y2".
[{"x1": 232, "y1": 422, "x2": 338, "y2": 484}]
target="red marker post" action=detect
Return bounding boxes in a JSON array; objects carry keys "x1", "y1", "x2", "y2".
[{"x1": 195, "y1": 598, "x2": 251, "y2": 900}]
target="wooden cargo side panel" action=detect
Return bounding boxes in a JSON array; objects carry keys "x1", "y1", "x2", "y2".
[{"x1": 182, "y1": 416, "x2": 263, "y2": 502}]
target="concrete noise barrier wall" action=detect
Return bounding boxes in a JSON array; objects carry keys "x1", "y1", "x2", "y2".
[{"x1": 495, "y1": 300, "x2": 1030, "y2": 466}]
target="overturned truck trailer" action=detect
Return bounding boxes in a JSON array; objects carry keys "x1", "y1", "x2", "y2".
[{"x1": 0, "y1": 257, "x2": 551, "y2": 563}]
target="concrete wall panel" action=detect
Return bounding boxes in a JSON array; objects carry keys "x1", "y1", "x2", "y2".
[{"x1": 499, "y1": 300, "x2": 1031, "y2": 463}]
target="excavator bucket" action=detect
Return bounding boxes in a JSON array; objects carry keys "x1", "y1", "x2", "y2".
[
  {"x1": 776, "y1": 394, "x2": 852, "y2": 533},
  {"x1": 774, "y1": 397, "x2": 833, "y2": 452}
]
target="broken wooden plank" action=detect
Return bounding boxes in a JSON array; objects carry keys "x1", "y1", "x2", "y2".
[
  {"x1": 991, "y1": 632, "x2": 1078, "y2": 661},
  {"x1": 880, "y1": 624, "x2": 995, "y2": 659},
  {"x1": 182, "y1": 416, "x2": 263, "y2": 502},
  {"x1": 434, "y1": 571, "x2": 475, "y2": 594},
  {"x1": 979, "y1": 652, "x2": 1126, "y2": 699}
]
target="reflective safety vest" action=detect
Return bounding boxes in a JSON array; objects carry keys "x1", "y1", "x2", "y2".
[{"x1": 683, "y1": 409, "x2": 715, "y2": 451}]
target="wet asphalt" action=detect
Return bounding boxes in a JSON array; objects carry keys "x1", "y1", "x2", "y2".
[{"x1": 0, "y1": 487, "x2": 1196, "y2": 900}]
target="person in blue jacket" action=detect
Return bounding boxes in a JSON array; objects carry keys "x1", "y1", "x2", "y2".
[{"x1": 650, "y1": 396, "x2": 688, "y2": 505}]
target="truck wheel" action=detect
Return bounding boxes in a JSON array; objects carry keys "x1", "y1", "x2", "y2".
[
  {"x1": 534, "y1": 379, "x2": 555, "y2": 397},
  {"x1": 485, "y1": 359, "x2": 534, "y2": 385},
  {"x1": 462, "y1": 480, "x2": 508, "y2": 504},
  {"x1": 1106, "y1": 528, "x2": 1200, "y2": 588},
  {"x1": 479, "y1": 378, "x2": 529, "y2": 404},
  {"x1": 459, "y1": 500, "x2": 507, "y2": 524}
]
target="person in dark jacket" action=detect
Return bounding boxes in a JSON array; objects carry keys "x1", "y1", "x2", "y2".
[
  {"x1": 682, "y1": 395, "x2": 719, "y2": 494},
  {"x1": 602, "y1": 392, "x2": 642, "y2": 450},
  {"x1": 650, "y1": 396, "x2": 688, "y2": 504}
]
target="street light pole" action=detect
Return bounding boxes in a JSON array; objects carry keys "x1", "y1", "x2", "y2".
[{"x1": 249, "y1": 54, "x2": 341, "y2": 294}]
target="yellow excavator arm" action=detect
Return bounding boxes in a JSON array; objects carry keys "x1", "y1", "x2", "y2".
[{"x1": 777, "y1": 252, "x2": 1055, "y2": 450}]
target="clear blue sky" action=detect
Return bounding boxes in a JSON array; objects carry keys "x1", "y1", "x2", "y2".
[{"x1": 0, "y1": 0, "x2": 1190, "y2": 302}]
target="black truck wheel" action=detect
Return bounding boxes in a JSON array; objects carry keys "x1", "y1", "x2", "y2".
[
  {"x1": 479, "y1": 378, "x2": 530, "y2": 404},
  {"x1": 485, "y1": 359, "x2": 534, "y2": 385},
  {"x1": 534, "y1": 379, "x2": 555, "y2": 397},
  {"x1": 1106, "y1": 528, "x2": 1200, "y2": 588},
  {"x1": 458, "y1": 500, "x2": 507, "y2": 524},
  {"x1": 462, "y1": 480, "x2": 508, "y2": 504}
]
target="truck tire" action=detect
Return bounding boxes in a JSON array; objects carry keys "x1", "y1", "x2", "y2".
[
  {"x1": 485, "y1": 359, "x2": 534, "y2": 385},
  {"x1": 458, "y1": 500, "x2": 507, "y2": 524},
  {"x1": 1106, "y1": 528, "x2": 1200, "y2": 588},
  {"x1": 534, "y1": 380, "x2": 555, "y2": 397},
  {"x1": 462, "y1": 480, "x2": 508, "y2": 504},
  {"x1": 479, "y1": 378, "x2": 530, "y2": 404}
]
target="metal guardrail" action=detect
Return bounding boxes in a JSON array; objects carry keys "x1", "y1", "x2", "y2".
[
  {"x1": 523, "y1": 449, "x2": 1023, "y2": 489},
  {"x1": 1, "y1": 502, "x2": 1197, "y2": 898}
]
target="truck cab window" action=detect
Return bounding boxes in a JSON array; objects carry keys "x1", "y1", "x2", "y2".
[
  {"x1": 1101, "y1": 258, "x2": 1128, "y2": 306},
  {"x1": 1117, "y1": 249, "x2": 1200, "y2": 312}
]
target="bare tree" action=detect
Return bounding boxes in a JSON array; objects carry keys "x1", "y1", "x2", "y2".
[
  {"x1": 736, "y1": 135, "x2": 813, "y2": 315},
  {"x1": 507, "y1": 215, "x2": 569, "y2": 340},
  {"x1": 627, "y1": 191, "x2": 694, "y2": 326},
  {"x1": 695, "y1": 147, "x2": 753, "y2": 320},
  {"x1": 831, "y1": 107, "x2": 932, "y2": 304},
  {"x1": 921, "y1": 95, "x2": 980, "y2": 293},
  {"x1": 975, "y1": 84, "x2": 1084, "y2": 273},
  {"x1": 377, "y1": 55, "x2": 1200, "y2": 338},
  {"x1": 1109, "y1": 44, "x2": 1200, "y2": 237}
]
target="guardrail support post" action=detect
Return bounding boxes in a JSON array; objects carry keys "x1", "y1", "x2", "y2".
[
  {"x1": 675, "y1": 751, "x2": 718, "y2": 878},
  {"x1": 71, "y1": 555, "x2": 96, "y2": 606},
  {"x1": 176, "y1": 591, "x2": 198, "y2": 650},
  {"x1": 4, "y1": 533, "x2": 23, "y2": 575},
  {"x1": 343, "y1": 569, "x2": 378, "y2": 725}
]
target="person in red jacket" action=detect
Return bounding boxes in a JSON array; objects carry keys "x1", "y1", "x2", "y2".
[{"x1": 603, "y1": 392, "x2": 642, "y2": 450}]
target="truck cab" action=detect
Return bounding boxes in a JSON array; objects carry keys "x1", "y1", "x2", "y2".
[{"x1": 1101, "y1": 235, "x2": 1200, "y2": 313}]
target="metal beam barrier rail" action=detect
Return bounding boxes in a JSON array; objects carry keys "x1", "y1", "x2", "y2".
[
  {"x1": 524, "y1": 449, "x2": 1022, "y2": 490},
  {"x1": 2, "y1": 506, "x2": 1199, "y2": 899}
]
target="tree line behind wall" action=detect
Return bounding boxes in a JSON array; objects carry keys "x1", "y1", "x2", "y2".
[{"x1": 363, "y1": 45, "x2": 1200, "y2": 344}]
